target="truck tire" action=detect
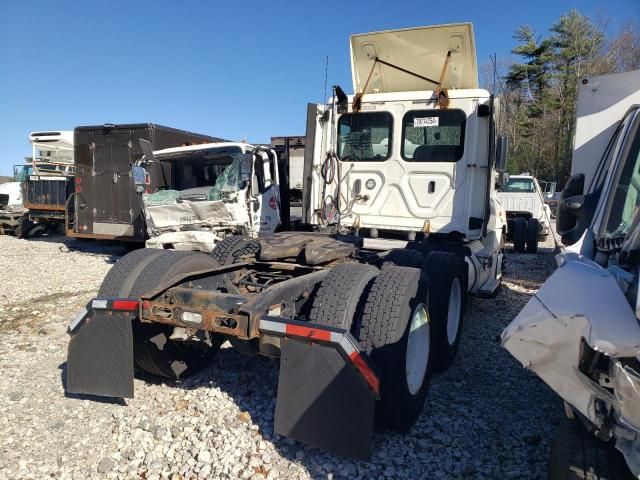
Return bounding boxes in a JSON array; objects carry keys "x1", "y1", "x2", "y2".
[
  {"x1": 99, "y1": 248, "x2": 224, "y2": 379},
  {"x1": 24, "y1": 223, "x2": 46, "y2": 238},
  {"x1": 357, "y1": 266, "x2": 432, "y2": 431},
  {"x1": 211, "y1": 235, "x2": 260, "y2": 265},
  {"x1": 513, "y1": 218, "x2": 526, "y2": 252},
  {"x1": 526, "y1": 218, "x2": 539, "y2": 253},
  {"x1": 422, "y1": 251, "x2": 465, "y2": 372},
  {"x1": 380, "y1": 248, "x2": 424, "y2": 269},
  {"x1": 548, "y1": 416, "x2": 634, "y2": 480},
  {"x1": 309, "y1": 263, "x2": 379, "y2": 329},
  {"x1": 14, "y1": 216, "x2": 34, "y2": 238}
]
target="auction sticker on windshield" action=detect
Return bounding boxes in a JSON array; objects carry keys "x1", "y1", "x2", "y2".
[{"x1": 414, "y1": 117, "x2": 439, "y2": 127}]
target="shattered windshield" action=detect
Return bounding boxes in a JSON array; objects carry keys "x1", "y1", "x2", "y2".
[
  {"x1": 145, "y1": 150, "x2": 247, "y2": 206},
  {"x1": 604, "y1": 125, "x2": 640, "y2": 239},
  {"x1": 402, "y1": 109, "x2": 466, "y2": 162},
  {"x1": 207, "y1": 154, "x2": 244, "y2": 200},
  {"x1": 167, "y1": 147, "x2": 242, "y2": 191},
  {"x1": 338, "y1": 112, "x2": 392, "y2": 161}
]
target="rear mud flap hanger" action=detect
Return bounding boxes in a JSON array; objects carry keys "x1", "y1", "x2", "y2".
[{"x1": 66, "y1": 301, "x2": 380, "y2": 459}]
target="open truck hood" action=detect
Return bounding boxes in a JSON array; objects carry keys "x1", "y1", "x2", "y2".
[{"x1": 350, "y1": 23, "x2": 478, "y2": 94}]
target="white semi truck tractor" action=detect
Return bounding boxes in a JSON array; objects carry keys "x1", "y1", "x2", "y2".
[{"x1": 65, "y1": 23, "x2": 507, "y2": 459}]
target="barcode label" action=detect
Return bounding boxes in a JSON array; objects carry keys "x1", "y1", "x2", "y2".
[{"x1": 414, "y1": 117, "x2": 439, "y2": 127}]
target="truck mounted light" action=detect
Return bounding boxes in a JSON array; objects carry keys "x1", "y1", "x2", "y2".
[{"x1": 181, "y1": 311, "x2": 203, "y2": 325}]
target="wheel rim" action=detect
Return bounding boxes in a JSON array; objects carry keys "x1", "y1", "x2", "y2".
[
  {"x1": 446, "y1": 278, "x2": 462, "y2": 345},
  {"x1": 405, "y1": 303, "x2": 430, "y2": 395}
]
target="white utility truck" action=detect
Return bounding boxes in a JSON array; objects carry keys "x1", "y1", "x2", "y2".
[
  {"x1": 503, "y1": 69, "x2": 640, "y2": 479},
  {"x1": 66, "y1": 23, "x2": 507, "y2": 459},
  {"x1": 0, "y1": 180, "x2": 27, "y2": 236},
  {"x1": 137, "y1": 142, "x2": 281, "y2": 251},
  {"x1": 23, "y1": 131, "x2": 75, "y2": 235},
  {"x1": 497, "y1": 173, "x2": 551, "y2": 253}
]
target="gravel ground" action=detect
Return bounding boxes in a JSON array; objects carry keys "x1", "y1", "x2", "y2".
[{"x1": 0, "y1": 233, "x2": 561, "y2": 479}]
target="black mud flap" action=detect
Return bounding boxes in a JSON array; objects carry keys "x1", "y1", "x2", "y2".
[
  {"x1": 66, "y1": 310, "x2": 134, "y2": 398},
  {"x1": 274, "y1": 337, "x2": 376, "y2": 460}
]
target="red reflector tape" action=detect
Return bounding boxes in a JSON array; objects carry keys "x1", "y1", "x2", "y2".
[
  {"x1": 285, "y1": 324, "x2": 332, "y2": 342},
  {"x1": 111, "y1": 300, "x2": 139, "y2": 312},
  {"x1": 349, "y1": 351, "x2": 380, "y2": 395}
]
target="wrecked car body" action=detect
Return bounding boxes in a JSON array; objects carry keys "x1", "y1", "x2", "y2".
[
  {"x1": 138, "y1": 142, "x2": 281, "y2": 251},
  {"x1": 503, "y1": 69, "x2": 640, "y2": 477},
  {"x1": 502, "y1": 252, "x2": 640, "y2": 474}
]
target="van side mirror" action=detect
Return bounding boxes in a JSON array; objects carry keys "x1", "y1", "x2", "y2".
[
  {"x1": 496, "y1": 136, "x2": 508, "y2": 172},
  {"x1": 556, "y1": 173, "x2": 600, "y2": 246}
]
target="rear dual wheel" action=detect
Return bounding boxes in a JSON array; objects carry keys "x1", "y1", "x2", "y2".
[
  {"x1": 513, "y1": 218, "x2": 539, "y2": 253},
  {"x1": 99, "y1": 248, "x2": 224, "y2": 379},
  {"x1": 526, "y1": 218, "x2": 540, "y2": 253},
  {"x1": 422, "y1": 252, "x2": 465, "y2": 372},
  {"x1": 382, "y1": 249, "x2": 466, "y2": 372},
  {"x1": 513, "y1": 218, "x2": 526, "y2": 252},
  {"x1": 309, "y1": 263, "x2": 433, "y2": 431}
]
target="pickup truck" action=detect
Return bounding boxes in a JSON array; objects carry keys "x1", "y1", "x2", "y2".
[{"x1": 497, "y1": 173, "x2": 551, "y2": 253}]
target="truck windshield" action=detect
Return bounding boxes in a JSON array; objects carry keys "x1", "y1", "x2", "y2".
[
  {"x1": 338, "y1": 112, "x2": 392, "y2": 161},
  {"x1": 604, "y1": 124, "x2": 640, "y2": 239},
  {"x1": 499, "y1": 178, "x2": 535, "y2": 193},
  {"x1": 402, "y1": 109, "x2": 466, "y2": 162},
  {"x1": 165, "y1": 147, "x2": 243, "y2": 191}
]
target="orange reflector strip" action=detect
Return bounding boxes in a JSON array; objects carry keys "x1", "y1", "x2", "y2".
[
  {"x1": 349, "y1": 351, "x2": 380, "y2": 395},
  {"x1": 285, "y1": 324, "x2": 332, "y2": 342},
  {"x1": 112, "y1": 300, "x2": 139, "y2": 311}
]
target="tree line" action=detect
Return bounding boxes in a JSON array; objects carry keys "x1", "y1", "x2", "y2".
[{"x1": 482, "y1": 10, "x2": 640, "y2": 188}]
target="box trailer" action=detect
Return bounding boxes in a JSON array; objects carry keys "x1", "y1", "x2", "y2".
[{"x1": 67, "y1": 123, "x2": 222, "y2": 242}]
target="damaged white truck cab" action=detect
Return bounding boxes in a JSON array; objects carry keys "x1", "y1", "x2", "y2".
[
  {"x1": 502, "y1": 69, "x2": 640, "y2": 478},
  {"x1": 134, "y1": 142, "x2": 281, "y2": 251}
]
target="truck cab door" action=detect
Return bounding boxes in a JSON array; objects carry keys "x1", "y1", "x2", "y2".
[{"x1": 249, "y1": 150, "x2": 281, "y2": 235}]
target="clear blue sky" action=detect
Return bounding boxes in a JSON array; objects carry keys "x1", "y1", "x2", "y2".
[{"x1": 0, "y1": 0, "x2": 637, "y2": 175}]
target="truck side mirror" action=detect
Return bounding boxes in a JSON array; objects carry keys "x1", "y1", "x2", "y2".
[
  {"x1": 131, "y1": 166, "x2": 147, "y2": 193},
  {"x1": 496, "y1": 171, "x2": 509, "y2": 187},
  {"x1": 132, "y1": 166, "x2": 146, "y2": 185},
  {"x1": 240, "y1": 154, "x2": 253, "y2": 185},
  {"x1": 556, "y1": 173, "x2": 599, "y2": 246},
  {"x1": 495, "y1": 136, "x2": 508, "y2": 172}
]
